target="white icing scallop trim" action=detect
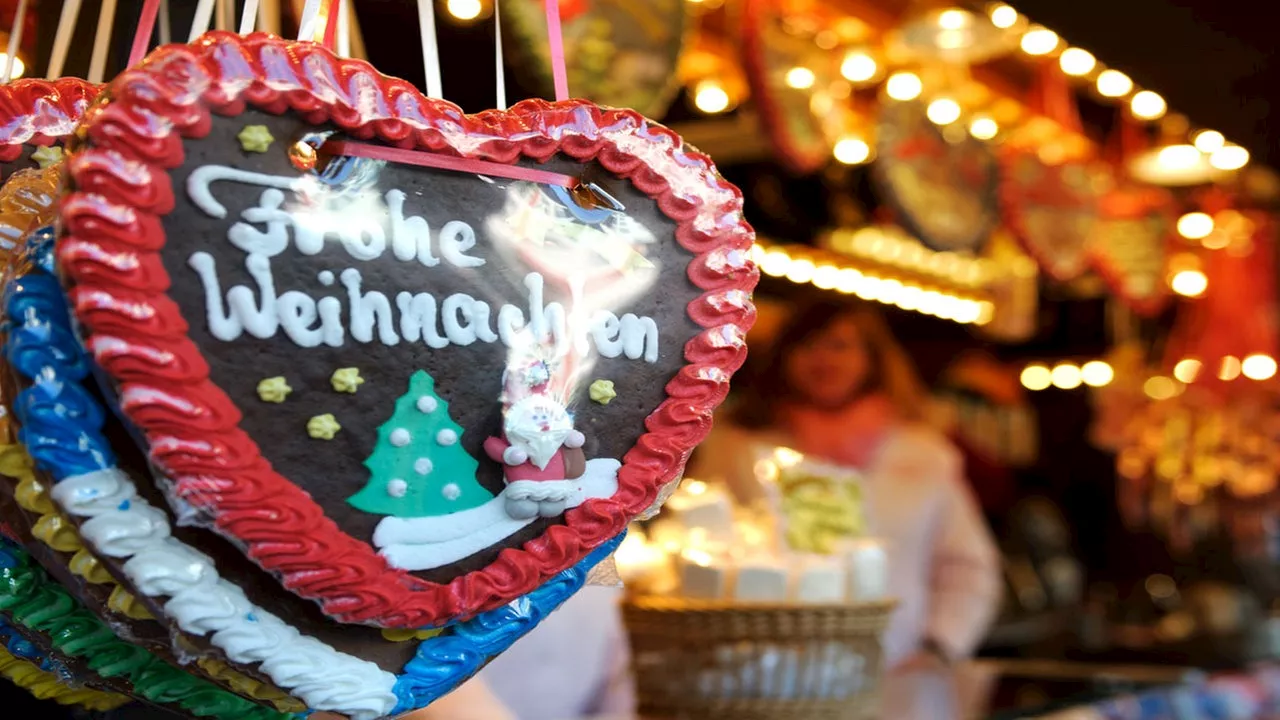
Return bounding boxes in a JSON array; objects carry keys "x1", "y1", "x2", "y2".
[{"x1": 51, "y1": 469, "x2": 399, "y2": 720}]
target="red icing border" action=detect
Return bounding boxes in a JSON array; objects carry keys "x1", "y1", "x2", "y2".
[
  {"x1": 58, "y1": 32, "x2": 758, "y2": 628},
  {"x1": 0, "y1": 78, "x2": 101, "y2": 161}
]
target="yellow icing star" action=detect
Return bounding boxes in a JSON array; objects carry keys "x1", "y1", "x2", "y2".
[
  {"x1": 30, "y1": 145, "x2": 63, "y2": 169},
  {"x1": 238, "y1": 125, "x2": 275, "y2": 153},
  {"x1": 589, "y1": 379, "x2": 617, "y2": 405},
  {"x1": 331, "y1": 367, "x2": 365, "y2": 393},
  {"x1": 257, "y1": 376, "x2": 292, "y2": 403},
  {"x1": 307, "y1": 413, "x2": 342, "y2": 440}
]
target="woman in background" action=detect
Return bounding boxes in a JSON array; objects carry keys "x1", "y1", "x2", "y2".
[{"x1": 690, "y1": 300, "x2": 1001, "y2": 719}]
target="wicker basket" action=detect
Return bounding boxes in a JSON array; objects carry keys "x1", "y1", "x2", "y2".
[{"x1": 622, "y1": 596, "x2": 897, "y2": 720}]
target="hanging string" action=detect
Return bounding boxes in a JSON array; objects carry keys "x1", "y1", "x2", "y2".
[
  {"x1": 493, "y1": 0, "x2": 506, "y2": 110},
  {"x1": 543, "y1": 0, "x2": 568, "y2": 100},
  {"x1": 297, "y1": 0, "x2": 323, "y2": 41},
  {"x1": 87, "y1": 0, "x2": 119, "y2": 83},
  {"x1": 323, "y1": 141, "x2": 576, "y2": 188},
  {"x1": 215, "y1": 0, "x2": 234, "y2": 32},
  {"x1": 417, "y1": 0, "x2": 443, "y2": 98},
  {"x1": 3, "y1": 0, "x2": 28, "y2": 84},
  {"x1": 189, "y1": 0, "x2": 217, "y2": 40},
  {"x1": 127, "y1": 0, "x2": 164, "y2": 68},
  {"x1": 322, "y1": 0, "x2": 342, "y2": 51},
  {"x1": 337, "y1": 0, "x2": 351, "y2": 57},
  {"x1": 47, "y1": 0, "x2": 82, "y2": 79},
  {"x1": 239, "y1": 0, "x2": 260, "y2": 33},
  {"x1": 158, "y1": 0, "x2": 171, "y2": 44}
]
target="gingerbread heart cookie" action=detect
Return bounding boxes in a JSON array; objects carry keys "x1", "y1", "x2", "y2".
[{"x1": 58, "y1": 31, "x2": 754, "y2": 636}]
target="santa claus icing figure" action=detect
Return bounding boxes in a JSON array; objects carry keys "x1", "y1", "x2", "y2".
[{"x1": 485, "y1": 357, "x2": 588, "y2": 519}]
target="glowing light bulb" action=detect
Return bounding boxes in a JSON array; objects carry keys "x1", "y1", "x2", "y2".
[
  {"x1": 812, "y1": 265, "x2": 840, "y2": 290},
  {"x1": 1242, "y1": 354, "x2": 1277, "y2": 381},
  {"x1": 989, "y1": 4, "x2": 1018, "y2": 29},
  {"x1": 693, "y1": 81, "x2": 731, "y2": 114},
  {"x1": 760, "y1": 251, "x2": 791, "y2": 277},
  {"x1": 1096, "y1": 69, "x2": 1133, "y2": 98},
  {"x1": 938, "y1": 9, "x2": 970, "y2": 30},
  {"x1": 969, "y1": 116, "x2": 999, "y2": 140},
  {"x1": 1170, "y1": 269, "x2": 1208, "y2": 297},
  {"x1": 785, "y1": 67, "x2": 816, "y2": 89},
  {"x1": 1220, "y1": 355, "x2": 1242, "y2": 381},
  {"x1": 0, "y1": 54, "x2": 24, "y2": 80},
  {"x1": 1143, "y1": 376, "x2": 1178, "y2": 400},
  {"x1": 840, "y1": 52, "x2": 878, "y2": 83},
  {"x1": 1130, "y1": 91, "x2": 1167, "y2": 120},
  {"x1": 1051, "y1": 363, "x2": 1083, "y2": 390},
  {"x1": 785, "y1": 259, "x2": 816, "y2": 284},
  {"x1": 885, "y1": 72, "x2": 923, "y2": 101},
  {"x1": 833, "y1": 137, "x2": 871, "y2": 165},
  {"x1": 926, "y1": 98, "x2": 962, "y2": 125},
  {"x1": 1176, "y1": 212, "x2": 1214, "y2": 240},
  {"x1": 1020, "y1": 27, "x2": 1059, "y2": 56},
  {"x1": 1158, "y1": 144, "x2": 1201, "y2": 171},
  {"x1": 1193, "y1": 130, "x2": 1225, "y2": 154},
  {"x1": 1058, "y1": 48, "x2": 1096, "y2": 76},
  {"x1": 446, "y1": 0, "x2": 483, "y2": 21},
  {"x1": 1210, "y1": 145, "x2": 1250, "y2": 171},
  {"x1": 1173, "y1": 358, "x2": 1202, "y2": 384},
  {"x1": 1021, "y1": 364, "x2": 1052, "y2": 391},
  {"x1": 1081, "y1": 361, "x2": 1115, "y2": 387}
]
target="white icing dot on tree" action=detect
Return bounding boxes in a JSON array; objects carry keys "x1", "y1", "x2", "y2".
[
  {"x1": 389, "y1": 428, "x2": 411, "y2": 447},
  {"x1": 441, "y1": 483, "x2": 461, "y2": 500},
  {"x1": 414, "y1": 458, "x2": 433, "y2": 475},
  {"x1": 387, "y1": 479, "x2": 408, "y2": 498},
  {"x1": 416, "y1": 396, "x2": 438, "y2": 413},
  {"x1": 436, "y1": 428, "x2": 458, "y2": 446}
]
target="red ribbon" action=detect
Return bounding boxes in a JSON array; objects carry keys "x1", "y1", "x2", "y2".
[
  {"x1": 322, "y1": 0, "x2": 342, "y2": 52},
  {"x1": 127, "y1": 0, "x2": 164, "y2": 68},
  {"x1": 322, "y1": 140, "x2": 576, "y2": 188}
]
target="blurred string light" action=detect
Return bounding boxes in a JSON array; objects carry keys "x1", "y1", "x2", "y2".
[
  {"x1": 1130, "y1": 90, "x2": 1167, "y2": 120},
  {"x1": 1220, "y1": 355, "x2": 1242, "y2": 381},
  {"x1": 969, "y1": 115, "x2": 999, "y2": 140},
  {"x1": 0, "y1": 54, "x2": 24, "y2": 80},
  {"x1": 885, "y1": 72, "x2": 923, "y2": 101},
  {"x1": 1144, "y1": 376, "x2": 1180, "y2": 400},
  {"x1": 1081, "y1": 361, "x2": 1115, "y2": 387},
  {"x1": 1021, "y1": 360, "x2": 1115, "y2": 390},
  {"x1": 1096, "y1": 69, "x2": 1133, "y2": 98},
  {"x1": 1051, "y1": 363, "x2": 1083, "y2": 390},
  {"x1": 1058, "y1": 48, "x2": 1096, "y2": 76},
  {"x1": 446, "y1": 0, "x2": 483, "y2": 21},
  {"x1": 750, "y1": 242, "x2": 993, "y2": 326},
  {"x1": 1170, "y1": 269, "x2": 1208, "y2": 297},
  {"x1": 1021, "y1": 365, "x2": 1052, "y2": 391},
  {"x1": 926, "y1": 98, "x2": 961, "y2": 125},
  {"x1": 1193, "y1": 130, "x2": 1225, "y2": 153},
  {"x1": 693, "y1": 81, "x2": 731, "y2": 114},
  {"x1": 989, "y1": 3, "x2": 1019, "y2": 29},
  {"x1": 1172, "y1": 358, "x2": 1201, "y2": 384},
  {"x1": 833, "y1": 137, "x2": 871, "y2": 165},
  {"x1": 1176, "y1": 212, "x2": 1214, "y2": 240},
  {"x1": 1020, "y1": 26, "x2": 1059, "y2": 55},
  {"x1": 785, "y1": 66, "x2": 816, "y2": 89},
  {"x1": 841, "y1": 52, "x2": 878, "y2": 83},
  {"x1": 1242, "y1": 354, "x2": 1278, "y2": 381},
  {"x1": 1210, "y1": 145, "x2": 1250, "y2": 171}
]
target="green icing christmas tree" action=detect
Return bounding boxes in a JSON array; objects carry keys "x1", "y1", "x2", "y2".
[{"x1": 347, "y1": 370, "x2": 494, "y2": 517}]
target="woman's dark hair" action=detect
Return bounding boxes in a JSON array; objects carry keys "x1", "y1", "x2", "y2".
[{"x1": 730, "y1": 299, "x2": 925, "y2": 429}]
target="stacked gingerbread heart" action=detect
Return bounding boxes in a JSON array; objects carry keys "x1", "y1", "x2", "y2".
[{"x1": 0, "y1": 5, "x2": 756, "y2": 719}]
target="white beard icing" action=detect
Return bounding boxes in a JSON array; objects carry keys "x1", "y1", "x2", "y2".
[
  {"x1": 185, "y1": 165, "x2": 663, "y2": 362},
  {"x1": 505, "y1": 396, "x2": 574, "y2": 470},
  {"x1": 51, "y1": 470, "x2": 398, "y2": 720}
]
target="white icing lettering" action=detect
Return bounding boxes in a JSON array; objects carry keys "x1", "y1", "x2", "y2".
[
  {"x1": 497, "y1": 305, "x2": 525, "y2": 347},
  {"x1": 396, "y1": 292, "x2": 450, "y2": 349},
  {"x1": 341, "y1": 269, "x2": 399, "y2": 345},
  {"x1": 317, "y1": 296, "x2": 345, "y2": 347},
  {"x1": 386, "y1": 189, "x2": 439, "y2": 267},
  {"x1": 441, "y1": 293, "x2": 479, "y2": 346},
  {"x1": 620, "y1": 313, "x2": 660, "y2": 363},
  {"x1": 438, "y1": 220, "x2": 485, "y2": 268},
  {"x1": 277, "y1": 291, "x2": 323, "y2": 347}
]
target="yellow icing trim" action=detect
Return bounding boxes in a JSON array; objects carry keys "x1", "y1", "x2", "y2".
[
  {"x1": 381, "y1": 627, "x2": 444, "y2": 642},
  {"x1": 196, "y1": 659, "x2": 307, "y2": 714},
  {"x1": 69, "y1": 548, "x2": 115, "y2": 585},
  {"x1": 0, "y1": 645, "x2": 131, "y2": 711},
  {"x1": 2, "y1": 440, "x2": 297, "y2": 709},
  {"x1": 32, "y1": 512, "x2": 85, "y2": 553},
  {"x1": 107, "y1": 585, "x2": 155, "y2": 621}
]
